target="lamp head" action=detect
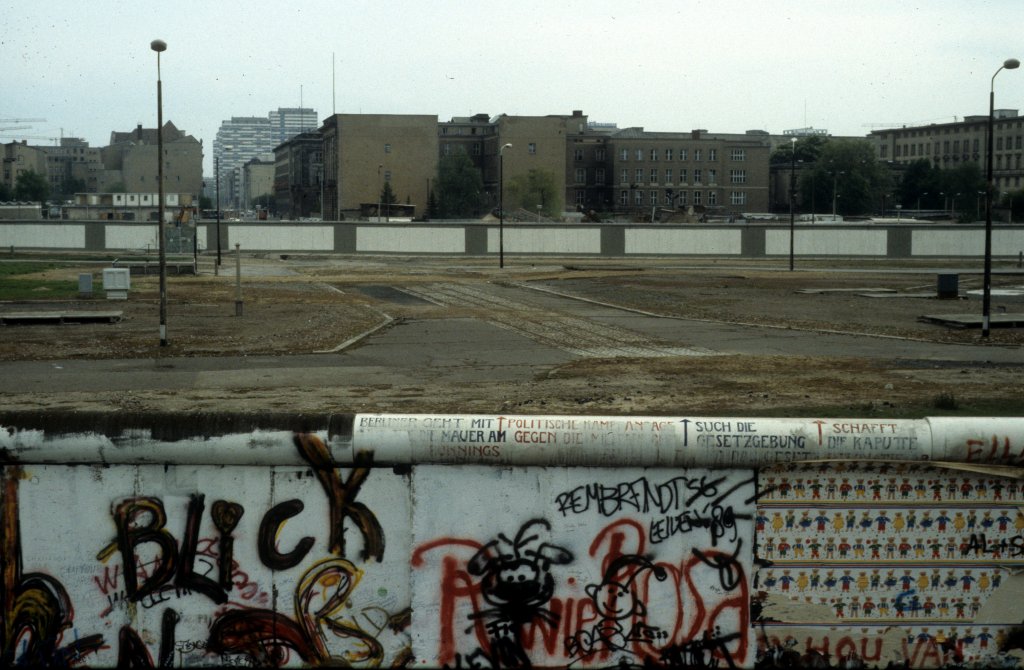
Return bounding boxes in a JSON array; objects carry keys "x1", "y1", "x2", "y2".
[
  {"x1": 150, "y1": 39, "x2": 167, "y2": 53},
  {"x1": 501, "y1": 143, "x2": 512, "y2": 151},
  {"x1": 1004, "y1": 58, "x2": 1020, "y2": 70}
]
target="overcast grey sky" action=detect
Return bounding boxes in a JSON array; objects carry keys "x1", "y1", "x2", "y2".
[{"x1": 3, "y1": 0, "x2": 1024, "y2": 176}]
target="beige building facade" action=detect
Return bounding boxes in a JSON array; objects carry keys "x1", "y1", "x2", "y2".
[
  {"x1": 870, "y1": 110, "x2": 1024, "y2": 192},
  {"x1": 321, "y1": 114, "x2": 438, "y2": 220},
  {"x1": 2, "y1": 141, "x2": 48, "y2": 193}
]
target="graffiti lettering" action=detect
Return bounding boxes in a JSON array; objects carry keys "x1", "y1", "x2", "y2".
[
  {"x1": 113, "y1": 494, "x2": 231, "y2": 605},
  {"x1": 650, "y1": 505, "x2": 746, "y2": 546},
  {"x1": 962, "y1": 532, "x2": 1024, "y2": 557},
  {"x1": 257, "y1": 499, "x2": 314, "y2": 570},
  {"x1": 555, "y1": 475, "x2": 724, "y2": 517},
  {"x1": 294, "y1": 434, "x2": 384, "y2": 561}
]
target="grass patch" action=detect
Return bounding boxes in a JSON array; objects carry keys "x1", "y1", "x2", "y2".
[{"x1": 0, "y1": 262, "x2": 80, "y2": 300}]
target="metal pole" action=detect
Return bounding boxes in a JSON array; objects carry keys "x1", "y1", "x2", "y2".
[
  {"x1": 789, "y1": 138, "x2": 796, "y2": 271},
  {"x1": 234, "y1": 243, "x2": 243, "y2": 317},
  {"x1": 983, "y1": 82, "x2": 996, "y2": 338},
  {"x1": 215, "y1": 155, "x2": 221, "y2": 273},
  {"x1": 499, "y1": 149, "x2": 505, "y2": 268},
  {"x1": 152, "y1": 39, "x2": 168, "y2": 347}
]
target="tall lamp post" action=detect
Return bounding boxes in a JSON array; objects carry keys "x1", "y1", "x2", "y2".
[
  {"x1": 499, "y1": 143, "x2": 512, "y2": 268},
  {"x1": 788, "y1": 137, "x2": 796, "y2": 271},
  {"x1": 984, "y1": 57, "x2": 1020, "y2": 338},
  {"x1": 151, "y1": 39, "x2": 169, "y2": 347}
]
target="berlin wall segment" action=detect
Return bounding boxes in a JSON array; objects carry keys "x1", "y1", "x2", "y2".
[{"x1": 0, "y1": 413, "x2": 1023, "y2": 668}]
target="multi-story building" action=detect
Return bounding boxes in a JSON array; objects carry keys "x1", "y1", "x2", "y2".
[
  {"x1": 40, "y1": 137, "x2": 102, "y2": 198},
  {"x1": 321, "y1": 114, "x2": 438, "y2": 220},
  {"x1": 870, "y1": 110, "x2": 1024, "y2": 192},
  {"x1": 597, "y1": 127, "x2": 771, "y2": 217},
  {"x1": 1, "y1": 140, "x2": 48, "y2": 193},
  {"x1": 241, "y1": 158, "x2": 275, "y2": 211},
  {"x1": 104, "y1": 122, "x2": 203, "y2": 198},
  {"x1": 214, "y1": 107, "x2": 317, "y2": 209},
  {"x1": 273, "y1": 131, "x2": 323, "y2": 218}
]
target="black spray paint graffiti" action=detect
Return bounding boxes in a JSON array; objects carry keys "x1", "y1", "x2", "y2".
[
  {"x1": 1, "y1": 466, "x2": 105, "y2": 667},
  {"x1": 566, "y1": 554, "x2": 669, "y2": 662},
  {"x1": 466, "y1": 518, "x2": 574, "y2": 669}
]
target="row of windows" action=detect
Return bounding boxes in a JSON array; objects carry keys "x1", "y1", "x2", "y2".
[
  {"x1": 893, "y1": 120, "x2": 1024, "y2": 139},
  {"x1": 890, "y1": 136, "x2": 1024, "y2": 159},
  {"x1": 605, "y1": 189, "x2": 749, "y2": 206},
  {"x1": 572, "y1": 168, "x2": 748, "y2": 186}
]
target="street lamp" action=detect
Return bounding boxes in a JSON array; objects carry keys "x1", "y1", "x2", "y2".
[
  {"x1": 151, "y1": 38, "x2": 168, "y2": 347},
  {"x1": 377, "y1": 164, "x2": 383, "y2": 222},
  {"x1": 984, "y1": 57, "x2": 1020, "y2": 338},
  {"x1": 831, "y1": 171, "x2": 844, "y2": 218},
  {"x1": 499, "y1": 143, "x2": 512, "y2": 268},
  {"x1": 789, "y1": 137, "x2": 796, "y2": 271}
]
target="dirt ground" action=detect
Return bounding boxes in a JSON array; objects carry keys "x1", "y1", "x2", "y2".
[{"x1": 1, "y1": 253, "x2": 1022, "y2": 416}]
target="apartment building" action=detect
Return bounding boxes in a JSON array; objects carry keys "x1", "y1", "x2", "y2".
[
  {"x1": 1, "y1": 141, "x2": 47, "y2": 193},
  {"x1": 273, "y1": 131, "x2": 323, "y2": 218},
  {"x1": 870, "y1": 110, "x2": 1024, "y2": 192},
  {"x1": 320, "y1": 114, "x2": 438, "y2": 220},
  {"x1": 105, "y1": 122, "x2": 203, "y2": 198}
]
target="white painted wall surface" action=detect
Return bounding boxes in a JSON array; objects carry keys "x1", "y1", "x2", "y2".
[
  {"x1": 0, "y1": 223, "x2": 85, "y2": 248},
  {"x1": 487, "y1": 227, "x2": 602, "y2": 254},
  {"x1": 766, "y1": 227, "x2": 889, "y2": 256},
  {"x1": 105, "y1": 225, "x2": 159, "y2": 250},
  {"x1": 230, "y1": 225, "x2": 334, "y2": 251},
  {"x1": 913, "y1": 228, "x2": 1024, "y2": 256},
  {"x1": 625, "y1": 228, "x2": 741, "y2": 255},
  {"x1": 357, "y1": 226, "x2": 464, "y2": 253}
]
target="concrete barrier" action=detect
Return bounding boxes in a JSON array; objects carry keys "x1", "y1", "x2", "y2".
[
  {"x1": 0, "y1": 412, "x2": 1022, "y2": 668},
  {"x1": 3, "y1": 219, "x2": 1024, "y2": 259}
]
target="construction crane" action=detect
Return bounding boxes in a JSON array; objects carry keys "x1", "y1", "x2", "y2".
[
  {"x1": 0, "y1": 135, "x2": 61, "y2": 144},
  {"x1": 0, "y1": 118, "x2": 47, "y2": 123}
]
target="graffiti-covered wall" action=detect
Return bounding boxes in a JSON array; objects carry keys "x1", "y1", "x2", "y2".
[{"x1": 0, "y1": 413, "x2": 1022, "y2": 669}]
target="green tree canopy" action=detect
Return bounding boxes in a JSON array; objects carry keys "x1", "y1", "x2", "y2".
[
  {"x1": 771, "y1": 135, "x2": 828, "y2": 164},
  {"x1": 507, "y1": 168, "x2": 562, "y2": 218},
  {"x1": 799, "y1": 139, "x2": 892, "y2": 216},
  {"x1": 435, "y1": 151, "x2": 483, "y2": 217},
  {"x1": 13, "y1": 170, "x2": 49, "y2": 205},
  {"x1": 379, "y1": 181, "x2": 397, "y2": 205},
  {"x1": 896, "y1": 159, "x2": 985, "y2": 220},
  {"x1": 0, "y1": 181, "x2": 12, "y2": 201}
]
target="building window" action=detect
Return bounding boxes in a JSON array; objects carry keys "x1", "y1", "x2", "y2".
[
  {"x1": 634, "y1": 189, "x2": 643, "y2": 205},
  {"x1": 694, "y1": 149, "x2": 702, "y2": 161},
  {"x1": 693, "y1": 190, "x2": 702, "y2": 205},
  {"x1": 679, "y1": 148, "x2": 688, "y2": 161},
  {"x1": 997, "y1": 137, "x2": 1004, "y2": 151},
  {"x1": 664, "y1": 168, "x2": 673, "y2": 184},
  {"x1": 574, "y1": 148, "x2": 584, "y2": 161},
  {"x1": 708, "y1": 149, "x2": 717, "y2": 161},
  {"x1": 649, "y1": 169, "x2": 657, "y2": 184},
  {"x1": 707, "y1": 191, "x2": 717, "y2": 205},
  {"x1": 730, "y1": 169, "x2": 747, "y2": 184},
  {"x1": 384, "y1": 143, "x2": 391, "y2": 154},
  {"x1": 575, "y1": 191, "x2": 585, "y2": 204},
  {"x1": 730, "y1": 148, "x2": 746, "y2": 161},
  {"x1": 620, "y1": 169, "x2": 629, "y2": 184},
  {"x1": 619, "y1": 190, "x2": 629, "y2": 205},
  {"x1": 649, "y1": 190, "x2": 658, "y2": 205},
  {"x1": 650, "y1": 149, "x2": 658, "y2": 161},
  {"x1": 575, "y1": 168, "x2": 586, "y2": 184},
  {"x1": 384, "y1": 170, "x2": 392, "y2": 182},
  {"x1": 620, "y1": 149, "x2": 628, "y2": 161},
  {"x1": 596, "y1": 148, "x2": 606, "y2": 161},
  {"x1": 528, "y1": 143, "x2": 536, "y2": 154},
  {"x1": 665, "y1": 148, "x2": 674, "y2": 161},
  {"x1": 443, "y1": 144, "x2": 451, "y2": 156},
  {"x1": 664, "y1": 190, "x2": 674, "y2": 206},
  {"x1": 730, "y1": 191, "x2": 747, "y2": 205},
  {"x1": 678, "y1": 190, "x2": 688, "y2": 206},
  {"x1": 679, "y1": 168, "x2": 687, "y2": 184},
  {"x1": 693, "y1": 169, "x2": 702, "y2": 185},
  {"x1": 473, "y1": 143, "x2": 481, "y2": 155},
  {"x1": 708, "y1": 169, "x2": 717, "y2": 184},
  {"x1": 635, "y1": 168, "x2": 644, "y2": 183},
  {"x1": 635, "y1": 149, "x2": 643, "y2": 161},
  {"x1": 595, "y1": 168, "x2": 605, "y2": 185}
]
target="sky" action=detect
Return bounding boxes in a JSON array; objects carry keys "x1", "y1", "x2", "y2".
[{"x1": 4, "y1": 0, "x2": 1024, "y2": 176}]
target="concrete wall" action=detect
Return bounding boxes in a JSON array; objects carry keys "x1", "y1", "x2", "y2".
[
  {"x1": 3, "y1": 220, "x2": 1024, "y2": 260},
  {"x1": 1, "y1": 412, "x2": 1022, "y2": 669}
]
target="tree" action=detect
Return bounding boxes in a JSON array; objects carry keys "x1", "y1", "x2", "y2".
[
  {"x1": 799, "y1": 139, "x2": 892, "y2": 216},
  {"x1": 0, "y1": 182, "x2": 11, "y2": 201},
  {"x1": 507, "y1": 168, "x2": 562, "y2": 218},
  {"x1": 770, "y1": 135, "x2": 828, "y2": 165},
  {"x1": 13, "y1": 170, "x2": 49, "y2": 205},
  {"x1": 55, "y1": 176, "x2": 86, "y2": 202},
  {"x1": 1000, "y1": 189, "x2": 1024, "y2": 222},
  {"x1": 435, "y1": 151, "x2": 483, "y2": 217}
]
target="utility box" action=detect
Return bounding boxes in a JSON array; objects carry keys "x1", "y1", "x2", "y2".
[
  {"x1": 102, "y1": 268, "x2": 130, "y2": 300},
  {"x1": 937, "y1": 273, "x2": 959, "y2": 299},
  {"x1": 78, "y1": 273, "x2": 93, "y2": 299}
]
